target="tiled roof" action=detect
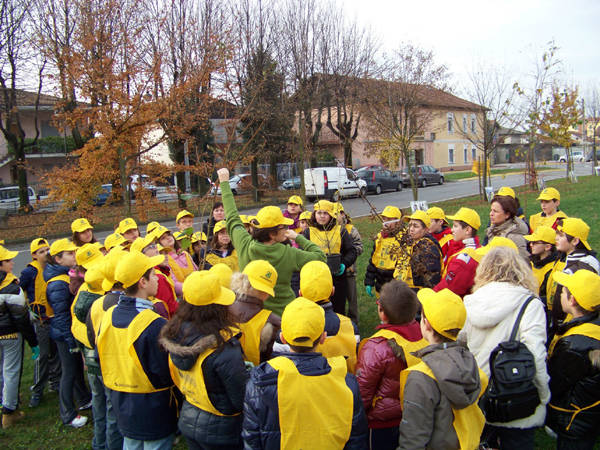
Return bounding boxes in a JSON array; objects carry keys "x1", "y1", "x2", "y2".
[{"x1": 0, "y1": 88, "x2": 62, "y2": 108}]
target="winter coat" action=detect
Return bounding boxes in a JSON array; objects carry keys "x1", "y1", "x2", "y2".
[
  {"x1": 403, "y1": 234, "x2": 442, "y2": 289},
  {"x1": 431, "y1": 226, "x2": 453, "y2": 259},
  {"x1": 159, "y1": 324, "x2": 248, "y2": 446},
  {"x1": 434, "y1": 248, "x2": 480, "y2": 297},
  {"x1": 459, "y1": 282, "x2": 550, "y2": 428},
  {"x1": 242, "y1": 352, "x2": 368, "y2": 449},
  {"x1": 398, "y1": 342, "x2": 482, "y2": 450},
  {"x1": 155, "y1": 265, "x2": 179, "y2": 316},
  {"x1": 0, "y1": 271, "x2": 37, "y2": 346},
  {"x1": 44, "y1": 263, "x2": 77, "y2": 349},
  {"x1": 485, "y1": 217, "x2": 529, "y2": 261}
]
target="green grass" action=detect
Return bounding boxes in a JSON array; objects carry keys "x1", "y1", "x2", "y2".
[{"x1": 443, "y1": 165, "x2": 558, "y2": 182}]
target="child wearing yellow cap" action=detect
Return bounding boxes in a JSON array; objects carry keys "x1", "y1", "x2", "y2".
[
  {"x1": 547, "y1": 270, "x2": 600, "y2": 449},
  {"x1": 116, "y1": 217, "x2": 140, "y2": 243},
  {"x1": 283, "y1": 195, "x2": 304, "y2": 235},
  {"x1": 153, "y1": 225, "x2": 198, "y2": 294},
  {"x1": 159, "y1": 271, "x2": 247, "y2": 450},
  {"x1": 190, "y1": 231, "x2": 208, "y2": 267},
  {"x1": 298, "y1": 210, "x2": 311, "y2": 232},
  {"x1": 427, "y1": 207, "x2": 453, "y2": 259},
  {"x1": 71, "y1": 218, "x2": 97, "y2": 247},
  {"x1": 529, "y1": 187, "x2": 568, "y2": 232},
  {"x1": 204, "y1": 220, "x2": 239, "y2": 271},
  {"x1": 242, "y1": 297, "x2": 368, "y2": 448},
  {"x1": 523, "y1": 225, "x2": 559, "y2": 303}
]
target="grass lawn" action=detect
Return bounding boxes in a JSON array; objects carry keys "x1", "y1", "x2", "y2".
[
  {"x1": 443, "y1": 165, "x2": 558, "y2": 182},
  {"x1": 3, "y1": 175, "x2": 599, "y2": 448}
]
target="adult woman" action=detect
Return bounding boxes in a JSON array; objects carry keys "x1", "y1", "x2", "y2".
[
  {"x1": 160, "y1": 271, "x2": 248, "y2": 450},
  {"x1": 71, "y1": 218, "x2": 97, "y2": 247},
  {"x1": 459, "y1": 246, "x2": 549, "y2": 450},
  {"x1": 486, "y1": 195, "x2": 529, "y2": 260},
  {"x1": 154, "y1": 225, "x2": 197, "y2": 295},
  {"x1": 203, "y1": 202, "x2": 226, "y2": 241},
  {"x1": 204, "y1": 220, "x2": 238, "y2": 271}
]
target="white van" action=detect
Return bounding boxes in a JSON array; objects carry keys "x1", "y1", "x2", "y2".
[
  {"x1": 0, "y1": 186, "x2": 37, "y2": 211},
  {"x1": 304, "y1": 167, "x2": 367, "y2": 202}
]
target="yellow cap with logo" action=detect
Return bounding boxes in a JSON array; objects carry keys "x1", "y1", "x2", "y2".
[
  {"x1": 243, "y1": 260, "x2": 278, "y2": 297},
  {"x1": 475, "y1": 236, "x2": 518, "y2": 258},
  {"x1": 117, "y1": 217, "x2": 138, "y2": 234},
  {"x1": 299, "y1": 211, "x2": 312, "y2": 221},
  {"x1": 176, "y1": 210, "x2": 193, "y2": 223},
  {"x1": 403, "y1": 210, "x2": 431, "y2": 228},
  {"x1": 84, "y1": 267, "x2": 105, "y2": 295},
  {"x1": 30, "y1": 238, "x2": 49, "y2": 254},
  {"x1": 537, "y1": 187, "x2": 560, "y2": 201},
  {"x1": 446, "y1": 207, "x2": 481, "y2": 231},
  {"x1": 182, "y1": 271, "x2": 235, "y2": 306},
  {"x1": 146, "y1": 221, "x2": 160, "y2": 236},
  {"x1": 281, "y1": 297, "x2": 325, "y2": 347},
  {"x1": 287, "y1": 195, "x2": 303, "y2": 207},
  {"x1": 209, "y1": 263, "x2": 234, "y2": 288},
  {"x1": 71, "y1": 218, "x2": 93, "y2": 233},
  {"x1": 213, "y1": 220, "x2": 227, "y2": 235},
  {"x1": 130, "y1": 235, "x2": 156, "y2": 253},
  {"x1": 0, "y1": 244, "x2": 18, "y2": 261},
  {"x1": 381, "y1": 206, "x2": 402, "y2": 220},
  {"x1": 76, "y1": 243, "x2": 104, "y2": 269},
  {"x1": 313, "y1": 200, "x2": 334, "y2": 216},
  {"x1": 558, "y1": 218, "x2": 591, "y2": 250},
  {"x1": 50, "y1": 238, "x2": 78, "y2": 256},
  {"x1": 254, "y1": 206, "x2": 293, "y2": 229},
  {"x1": 104, "y1": 233, "x2": 126, "y2": 251},
  {"x1": 497, "y1": 186, "x2": 516, "y2": 198},
  {"x1": 417, "y1": 288, "x2": 466, "y2": 341},
  {"x1": 524, "y1": 225, "x2": 556, "y2": 245},
  {"x1": 427, "y1": 207, "x2": 447, "y2": 222},
  {"x1": 114, "y1": 250, "x2": 163, "y2": 289},
  {"x1": 191, "y1": 231, "x2": 207, "y2": 243},
  {"x1": 553, "y1": 269, "x2": 600, "y2": 311},
  {"x1": 299, "y1": 260, "x2": 333, "y2": 302}
]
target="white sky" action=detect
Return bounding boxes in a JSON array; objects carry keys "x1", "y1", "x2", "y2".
[{"x1": 344, "y1": 0, "x2": 600, "y2": 94}]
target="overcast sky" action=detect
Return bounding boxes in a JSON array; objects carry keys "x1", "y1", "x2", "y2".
[{"x1": 345, "y1": 0, "x2": 599, "y2": 94}]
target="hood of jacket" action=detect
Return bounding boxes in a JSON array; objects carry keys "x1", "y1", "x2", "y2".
[
  {"x1": 415, "y1": 342, "x2": 481, "y2": 409},
  {"x1": 43, "y1": 263, "x2": 69, "y2": 282},
  {"x1": 463, "y1": 282, "x2": 533, "y2": 329},
  {"x1": 159, "y1": 323, "x2": 218, "y2": 371}
]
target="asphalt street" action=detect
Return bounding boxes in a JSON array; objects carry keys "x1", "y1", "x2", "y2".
[{"x1": 9, "y1": 162, "x2": 595, "y2": 275}]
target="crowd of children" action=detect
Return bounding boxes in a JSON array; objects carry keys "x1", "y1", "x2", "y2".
[{"x1": 0, "y1": 175, "x2": 599, "y2": 450}]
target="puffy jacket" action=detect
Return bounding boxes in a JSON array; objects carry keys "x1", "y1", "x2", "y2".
[
  {"x1": 0, "y1": 271, "x2": 37, "y2": 346},
  {"x1": 407, "y1": 234, "x2": 442, "y2": 289},
  {"x1": 44, "y1": 263, "x2": 76, "y2": 349},
  {"x1": 242, "y1": 352, "x2": 368, "y2": 449},
  {"x1": 160, "y1": 324, "x2": 248, "y2": 446},
  {"x1": 547, "y1": 313, "x2": 600, "y2": 438},
  {"x1": 434, "y1": 249, "x2": 480, "y2": 297},
  {"x1": 356, "y1": 322, "x2": 422, "y2": 428},
  {"x1": 485, "y1": 217, "x2": 529, "y2": 261}
]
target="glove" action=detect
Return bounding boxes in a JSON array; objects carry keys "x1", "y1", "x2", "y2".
[
  {"x1": 336, "y1": 263, "x2": 346, "y2": 276},
  {"x1": 365, "y1": 285, "x2": 374, "y2": 297},
  {"x1": 31, "y1": 345, "x2": 40, "y2": 360}
]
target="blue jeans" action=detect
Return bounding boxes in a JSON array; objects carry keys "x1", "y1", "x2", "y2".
[
  {"x1": 123, "y1": 434, "x2": 175, "y2": 450},
  {"x1": 0, "y1": 333, "x2": 23, "y2": 412},
  {"x1": 89, "y1": 372, "x2": 122, "y2": 450}
]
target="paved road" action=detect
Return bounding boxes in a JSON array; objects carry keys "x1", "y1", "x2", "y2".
[{"x1": 9, "y1": 162, "x2": 594, "y2": 275}]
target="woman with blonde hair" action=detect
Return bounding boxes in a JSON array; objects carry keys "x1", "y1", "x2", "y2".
[{"x1": 459, "y1": 246, "x2": 549, "y2": 450}]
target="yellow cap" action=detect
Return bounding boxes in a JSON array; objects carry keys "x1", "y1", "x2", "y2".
[
  {"x1": 381, "y1": 206, "x2": 402, "y2": 220},
  {"x1": 130, "y1": 235, "x2": 156, "y2": 253},
  {"x1": 152, "y1": 225, "x2": 170, "y2": 240},
  {"x1": 243, "y1": 260, "x2": 278, "y2": 297},
  {"x1": 183, "y1": 271, "x2": 235, "y2": 306},
  {"x1": 558, "y1": 218, "x2": 591, "y2": 250},
  {"x1": 30, "y1": 238, "x2": 49, "y2": 254},
  {"x1": 281, "y1": 297, "x2": 325, "y2": 347},
  {"x1": 104, "y1": 233, "x2": 126, "y2": 251},
  {"x1": 208, "y1": 263, "x2": 233, "y2": 288},
  {"x1": 497, "y1": 186, "x2": 516, "y2": 198},
  {"x1": 446, "y1": 207, "x2": 481, "y2": 230},
  {"x1": 475, "y1": 236, "x2": 518, "y2": 258},
  {"x1": 76, "y1": 243, "x2": 104, "y2": 269},
  {"x1": 524, "y1": 225, "x2": 556, "y2": 244},
  {"x1": 254, "y1": 206, "x2": 293, "y2": 229},
  {"x1": 333, "y1": 202, "x2": 345, "y2": 215},
  {"x1": 101, "y1": 248, "x2": 125, "y2": 291},
  {"x1": 84, "y1": 267, "x2": 105, "y2": 295},
  {"x1": 176, "y1": 210, "x2": 194, "y2": 223},
  {"x1": 0, "y1": 245, "x2": 18, "y2": 261},
  {"x1": 537, "y1": 187, "x2": 560, "y2": 201},
  {"x1": 146, "y1": 221, "x2": 160, "y2": 235},
  {"x1": 403, "y1": 210, "x2": 431, "y2": 228},
  {"x1": 239, "y1": 215, "x2": 252, "y2": 224},
  {"x1": 117, "y1": 217, "x2": 138, "y2": 234},
  {"x1": 427, "y1": 207, "x2": 447, "y2": 222},
  {"x1": 114, "y1": 250, "x2": 164, "y2": 289},
  {"x1": 173, "y1": 231, "x2": 186, "y2": 241},
  {"x1": 213, "y1": 220, "x2": 227, "y2": 234},
  {"x1": 313, "y1": 200, "x2": 334, "y2": 216},
  {"x1": 553, "y1": 269, "x2": 600, "y2": 311},
  {"x1": 71, "y1": 218, "x2": 93, "y2": 233},
  {"x1": 418, "y1": 288, "x2": 466, "y2": 340},
  {"x1": 299, "y1": 260, "x2": 333, "y2": 302},
  {"x1": 287, "y1": 195, "x2": 303, "y2": 207},
  {"x1": 50, "y1": 238, "x2": 78, "y2": 256},
  {"x1": 299, "y1": 211, "x2": 312, "y2": 221},
  {"x1": 191, "y1": 231, "x2": 207, "y2": 243}
]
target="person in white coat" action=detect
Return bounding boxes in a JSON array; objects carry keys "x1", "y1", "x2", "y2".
[{"x1": 458, "y1": 246, "x2": 550, "y2": 450}]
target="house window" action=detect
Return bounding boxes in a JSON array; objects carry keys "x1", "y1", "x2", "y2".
[
  {"x1": 447, "y1": 113, "x2": 454, "y2": 133},
  {"x1": 463, "y1": 145, "x2": 468, "y2": 163},
  {"x1": 471, "y1": 114, "x2": 476, "y2": 133},
  {"x1": 463, "y1": 115, "x2": 467, "y2": 133},
  {"x1": 448, "y1": 145, "x2": 455, "y2": 164},
  {"x1": 472, "y1": 147, "x2": 477, "y2": 161}
]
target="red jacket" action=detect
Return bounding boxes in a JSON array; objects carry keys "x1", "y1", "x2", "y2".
[
  {"x1": 155, "y1": 266, "x2": 179, "y2": 317},
  {"x1": 356, "y1": 321, "x2": 423, "y2": 428},
  {"x1": 431, "y1": 226, "x2": 453, "y2": 259},
  {"x1": 435, "y1": 249, "x2": 480, "y2": 297}
]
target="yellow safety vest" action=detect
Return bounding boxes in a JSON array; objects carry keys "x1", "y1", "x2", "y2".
[
  {"x1": 400, "y1": 361, "x2": 488, "y2": 450},
  {"x1": 28, "y1": 261, "x2": 53, "y2": 318},
  {"x1": 0, "y1": 272, "x2": 18, "y2": 291},
  {"x1": 169, "y1": 330, "x2": 240, "y2": 417},
  {"x1": 205, "y1": 250, "x2": 239, "y2": 272},
  {"x1": 268, "y1": 355, "x2": 353, "y2": 449},
  {"x1": 97, "y1": 306, "x2": 168, "y2": 393},
  {"x1": 531, "y1": 259, "x2": 555, "y2": 298},
  {"x1": 438, "y1": 233, "x2": 454, "y2": 253},
  {"x1": 371, "y1": 233, "x2": 400, "y2": 271},
  {"x1": 168, "y1": 251, "x2": 196, "y2": 283},
  {"x1": 71, "y1": 283, "x2": 96, "y2": 349},
  {"x1": 88, "y1": 295, "x2": 108, "y2": 347},
  {"x1": 530, "y1": 210, "x2": 568, "y2": 232},
  {"x1": 545, "y1": 258, "x2": 567, "y2": 310},
  {"x1": 359, "y1": 328, "x2": 428, "y2": 368},
  {"x1": 309, "y1": 226, "x2": 342, "y2": 255},
  {"x1": 317, "y1": 314, "x2": 358, "y2": 374},
  {"x1": 237, "y1": 309, "x2": 272, "y2": 366}
]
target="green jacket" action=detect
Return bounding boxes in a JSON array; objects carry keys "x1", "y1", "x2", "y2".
[{"x1": 222, "y1": 181, "x2": 326, "y2": 315}]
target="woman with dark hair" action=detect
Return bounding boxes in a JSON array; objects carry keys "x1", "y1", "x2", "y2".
[
  {"x1": 160, "y1": 271, "x2": 248, "y2": 450},
  {"x1": 204, "y1": 220, "x2": 238, "y2": 271},
  {"x1": 485, "y1": 195, "x2": 529, "y2": 260},
  {"x1": 202, "y1": 202, "x2": 225, "y2": 241}
]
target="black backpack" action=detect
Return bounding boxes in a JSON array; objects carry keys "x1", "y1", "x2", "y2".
[{"x1": 479, "y1": 295, "x2": 541, "y2": 423}]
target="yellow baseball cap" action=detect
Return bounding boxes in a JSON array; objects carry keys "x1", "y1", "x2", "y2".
[
  {"x1": 427, "y1": 207, "x2": 447, "y2": 223},
  {"x1": 84, "y1": 267, "x2": 105, "y2": 295},
  {"x1": 173, "y1": 231, "x2": 186, "y2": 241},
  {"x1": 288, "y1": 195, "x2": 303, "y2": 207},
  {"x1": 50, "y1": 238, "x2": 78, "y2": 256},
  {"x1": 30, "y1": 238, "x2": 49, "y2": 254},
  {"x1": 208, "y1": 263, "x2": 233, "y2": 288},
  {"x1": 71, "y1": 218, "x2": 93, "y2": 233},
  {"x1": 182, "y1": 271, "x2": 235, "y2": 306},
  {"x1": 553, "y1": 269, "x2": 600, "y2": 311},
  {"x1": 239, "y1": 215, "x2": 252, "y2": 224},
  {"x1": 117, "y1": 217, "x2": 138, "y2": 234},
  {"x1": 130, "y1": 235, "x2": 156, "y2": 253},
  {"x1": 475, "y1": 236, "x2": 518, "y2": 258},
  {"x1": 101, "y1": 248, "x2": 125, "y2": 291},
  {"x1": 0, "y1": 245, "x2": 18, "y2": 261},
  {"x1": 417, "y1": 288, "x2": 466, "y2": 341},
  {"x1": 151, "y1": 225, "x2": 170, "y2": 240},
  {"x1": 254, "y1": 206, "x2": 293, "y2": 229},
  {"x1": 497, "y1": 186, "x2": 516, "y2": 198},
  {"x1": 281, "y1": 297, "x2": 325, "y2": 347},
  {"x1": 104, "y1": 232, "x2": 126, "y2": 251},
  {"x1": 176, "y1": 210, "x2": 193, "y2": 223},
  {"x1": 381, "y1": 206, "x2": 402, "y2": 220},
  {"x1": 403, "y1": 210, "x2": 431, "y2": 228},
  {"x1": 333, "y1": 202, "x2": 345, "y2": 215},
  {"x1": 537, "y1": 187, "x2": 560, "y2": 201},
  {"x1": 446, "y1": 207, "x2": 481, "y2": 230},
  {"x1": 524, "y1": 225, "x2": 556, "y2": 245},
  {"x1": 114, "y1": 250, "x2": 164, "y2": 289},
  {"x1": 146, "y1": 221, "x2": 160, "y2": 235},
  {"x1": 299, "y1": 260, "x2": 333, "y2": 302},
  {"x1": 313, "y1": 200, "x2": 334, "y2": 216},
  {"x1": 76, "y1": 243, "x2": 104, "y2": 269},
  {"x1": 191, "y1": 231, "x2": 207, "y2": 243},
  {"x1": 299, "y1": 211, "x2": 312, "y2": 221},
  {"x1": 213, "y1": 220, "x2": 227, "y2": 234},
  {"x1": 243, "y1": 260, "x2": 278, "y2": 297},
  {"x1": 558, "y1": 218, "x2": 591, "y2": 250}
]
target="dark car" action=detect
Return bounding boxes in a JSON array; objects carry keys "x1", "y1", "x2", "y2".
[
  {"x1": 401, "y1": 165, "x2": 444, "y2": 187},
  {"x1": 282, "y1": 176, "x2": 301, "y2": 190},
  {"x1": 93, "y1": 184, "x2": 113, "y2": 206},
  {"x1": 356, "y1": 166, "x2": 403, "y2": 194}
]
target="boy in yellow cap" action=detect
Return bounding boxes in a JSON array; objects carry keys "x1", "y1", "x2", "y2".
[
  {"x1": 190, "y1": 231, "x2": 208, "y2": 267},
  {"x1": 283, "y1": 195, "x2": 304, "y2": 235},
  {"x1": 96, "y1": 251, "x2": 177, "y2": 447},
  {"x1": 176, "y1": 209, "x2": 194, "y2": 232},
  {"x1": 547, "y1": 270, "x2": 600, "y2": 449},
  {"x1": 242, "y1": 297, "x2": 368, "y2": 449},
  {"x1": 530, "y1": 187, "x2": 568, "y2": 232},
  {"x1": 427, "y1": 207, "x2": 453, "y2": 259},
  {"x1": 399, "y1": 288, "x2": 486, "y2": 450},
  {"x1": 298, "y1": 210, "x2": 311, "y2": 232},
  {"x1": 117, "y1": 217, "x2": 140, "y2": 243},
  {"x1": 524, "y1": 225, "x2": 559, "y2": 302}
]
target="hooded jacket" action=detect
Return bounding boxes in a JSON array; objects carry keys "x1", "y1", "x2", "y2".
[
  {"x1": 0, "y1": 271, "x2": 37, "y2": 346},
  {"x1": 459, "y1": 282, "x2": 550, "y2": 428},
  {"x1": 485, "y1": 217, "x2": 530, "y2": 261},
  {"x1": 398, "y1": 342, "x2": 482, "y2": 450},
  {"x1": 44, "y1": 263, "x2": 76, "y2": 348}
]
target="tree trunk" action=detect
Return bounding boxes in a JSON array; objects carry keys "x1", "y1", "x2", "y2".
[
  {"x1": 15, "y1": 147, "x2": 30, "y2": 211},
  {"x1": 269, "y1": 153, "x2": 278, "y2": 188},
  {"x1": 251, "y1": 159, "x2": 259, "y2": 202},
  {"x1": 118, "y1": 147, "x2": 131, "y2": 215},
  {"x1": 343, "y1": 139, "x2": 353, "y2": 167}
]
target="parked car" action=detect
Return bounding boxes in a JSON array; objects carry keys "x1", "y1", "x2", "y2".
[
  {"x1": 558, "y1": 150, "x2": 584, "y2": 163},
  {"x1": 212, "y1": 173, "x2": 269, "y2": 195},
  {"x1": 129, "y1": 174, "x2": 158, "y2": 198},
  {"x1": 586, "y1": 150, "x2": 600, "y2": 162},
  {"x1": 282, "y1": 176, "x2": 301, "y2": 190},
  {"x1": 356, "y1": 165, "x2": 402, "y2": 194},
  {"x1": 93, "y1": 184, "x2": 113, "y2": 207},
  {"x1": 0, "y1": 185, "x2": 37, "y2": 211},
  {"x1": 401, "y1": 165, "x2": 444, "y2": 187},
  {"x1": 304, "y1": 167, "x2": 366, "y2": 202}
]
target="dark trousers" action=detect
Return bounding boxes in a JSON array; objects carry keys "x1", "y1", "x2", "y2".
[
  {"x1": 557, "y1": 435, "x2": 598, "y2": 450},
  {"x1": 345, "y1": 272, "x2": 359, "y2": 325},
  {"x1": 482, "y1": 424, "x2": 536, "y2": 450},
  {"x1": 331, "y1": 274, "x2": 348, "y2": 316},
  {"x1": 31, "y1": 320, "x2": 61, "y2": 397},
  {"x1": 369, "y1": 426, "x2": 399, "y2": 450},
  {"x1": 55, "y1": 340, "x2": 91, "y2": 424}
]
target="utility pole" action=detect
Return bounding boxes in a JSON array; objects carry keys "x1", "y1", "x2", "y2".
[{"x1": 184, "y1": 140, "x2": 191, "y2": 193}]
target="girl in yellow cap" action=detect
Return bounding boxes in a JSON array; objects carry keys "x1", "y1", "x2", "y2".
[
  {"x1": 71, "y1": 218, "x2": 97, "y2": 247},
  {"x1": 154, "y1": 226, "x2": 198, "y2": 296},
  {"x1": 283, "y1": 195, "x2": 304, "y2": 238},
  {"x1": 204, "y1": 220, "x2": 239, "y2": 272}
]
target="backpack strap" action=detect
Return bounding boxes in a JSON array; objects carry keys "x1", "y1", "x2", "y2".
[{"x1": 508, "y1": 295, "x2": 537, "y2": 342}]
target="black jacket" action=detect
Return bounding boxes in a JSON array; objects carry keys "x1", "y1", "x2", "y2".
[
  {"x1": 44, "y1": 263, "x2": 76, "y2": 348},
  {"x1": 0, "y1": 271, "x2": 37, "y2": 346}
]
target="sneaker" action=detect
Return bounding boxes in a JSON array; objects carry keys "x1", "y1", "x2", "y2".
[
  {"x1": 67, "y1": 415, "x2": 88, "y2": 428},
  {"x1": 78, "y1": 399, "x2": 92, "y2": 411},
  {"x1": 29, "y1": 395, "x2": 42, "y2": 408}
]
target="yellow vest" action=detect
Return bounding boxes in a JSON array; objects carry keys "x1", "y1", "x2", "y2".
[
  {"x1": 359, "y1": 328, "x2": 428, "y2": 368},
  {"x1": 545, "y1": 258, "x2": 567, "y2": 310},
  {"x1": 0, "y1": 273, "x2": 17, "y2": 291},
  {"x1": 28, "y1": 261, "x2": 53, "y2": 318},
  {"x1": 88, "y1": 295, "x2": 108, "y2": 347},
  {"x1": 531, "y1": 258, "x2": 555, "y2": 298},
  {"x1": 317, "y1": 314, "x2": 358, "y2": 374},
  {"x1": 530, "y1": 210, "x2": 568, "y2": 232},
  {"x1": 268, "y1": 355, "x2": 353, "y2": 449},
  {"x1": 205, "y1": 249, "x2": 239, "y2": 272},
  {"x1": 400, "y1": 361, "x2": 488, "y2": 450},
  {"x1": 71, "y1": 283, "x2": 95, "y2": 348},
  {"x1": 237, "y1": 309, "x2": 272, "y2": 366},
  {"x1": 371, "y1": 233, "x2": 400, "y2": 271},
  {"x1": 168, "y1": 251, "x2": 195, "y2": 283},
  {"x1": 97, "y1": 306, "x2": 167, "y2": 393},
  {"x1": 438, "y1": 233, "x2": 453, "y2": 253},
  {"x1": 309, "y1": 226, "x2": 342, "y2": 255}
]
